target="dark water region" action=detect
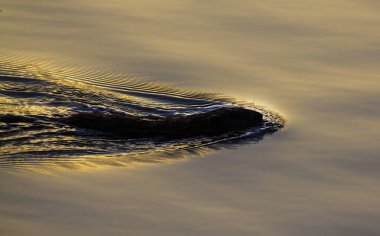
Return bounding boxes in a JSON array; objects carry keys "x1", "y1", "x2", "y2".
[{"x1": 0, "y1": 55, "x2": 283, "y2": 169}]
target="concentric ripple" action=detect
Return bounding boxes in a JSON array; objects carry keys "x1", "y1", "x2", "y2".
[{"x1": 0, "y1": 52, "x2": 284, "y2": 171}]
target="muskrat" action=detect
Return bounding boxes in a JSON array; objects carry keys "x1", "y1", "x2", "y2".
[{"x1": 60, "y1": 107, "x2": 264, "y2": 139}]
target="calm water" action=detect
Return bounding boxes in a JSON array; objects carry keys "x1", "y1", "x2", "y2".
[{"x1": 1, "y1": 0, "x2": 380, "y2": 235}]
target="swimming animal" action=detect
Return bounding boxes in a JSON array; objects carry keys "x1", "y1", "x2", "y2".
[{"x1": 60, "y1": 107, "x2": 264, "y2": 139}]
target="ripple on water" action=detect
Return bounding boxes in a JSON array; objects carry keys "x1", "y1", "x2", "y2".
[{"x1": 0, "y1": 53, "x2": 284, "y2": 171}]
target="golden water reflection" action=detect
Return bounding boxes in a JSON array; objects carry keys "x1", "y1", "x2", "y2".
[
  {"x1": 0, "y1": 54, "x2": 282, "y2": 172},
  {"x1": 1, "y1": 0, "x2": 380, "y2": 235}
]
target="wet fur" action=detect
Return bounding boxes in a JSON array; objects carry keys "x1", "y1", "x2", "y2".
[{"x1": 60, "y1": 107, "x2": 263, "y2": 138}]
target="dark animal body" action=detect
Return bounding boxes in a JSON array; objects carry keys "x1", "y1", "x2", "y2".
[{"x1": 61, "y1": 107, "x2": 263, "y2": 139}]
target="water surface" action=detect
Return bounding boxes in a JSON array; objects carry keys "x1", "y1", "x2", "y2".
[
  {"x1": 0, "y1": 54, "x2": 283, "y2": 168},
  {"x1": 0, "y1": 0, "x2": 380, "y2": 235}
]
